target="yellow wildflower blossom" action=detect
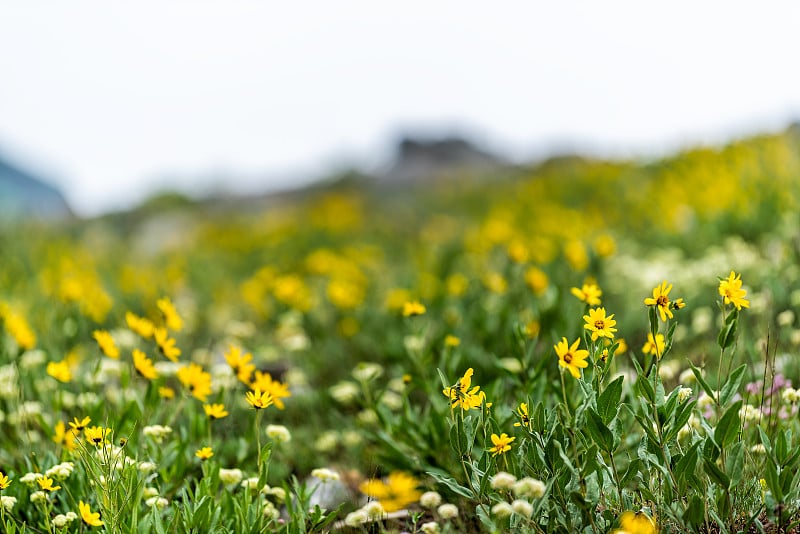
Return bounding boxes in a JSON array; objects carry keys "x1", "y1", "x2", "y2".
[
  {"x1": 719, "y1": 271, "x2": 750, "y2": 310},
  {"x1": 132, "y1": 349, "x2": 158, "y2": 380},
  {"x1": 583, "y1": 307, "x2": 618, "y2": 341},
  {"x1": 488, "y1": 433, "x2": 515, "y2": 456},
  {"x1": 359, "y1": 472, "x2": 422, "y2": 513},
  {"x1": 157, "y1": 296, "x2": 183, "y2": 331},
  {"x1": 126, "y1": 312, "x2": 154, "y2": 339},
  {"x1": 46, "y1": 360, "x2": 72, "y2": 383},
  {"x1": 195, "y1": 446, "x2": 214, "y2": 460},
  {"x1": 555, "y1": 337, "x2": 589, "y2": 379},
  {"x1": 570, "y1": 283, "x2": 602, "y2": 306},
  {"x1": 245, "y1": 388, "x2": 274, "y2": 410},
  {"x1": 79, "y1": 501, "x2": 104, "y2": 527},
  {"x1": 92, "y1": 330, "x2": 119, "y2": 359},
  {"x1": 250, "y1": 371, "x2": 291, "y2": 410},
  {"x1": 442, "y1": 368, "x2": 488, "y2": 410},
  {"x1": 154, "y1": 327, "x2": 181, "y2": 362}
]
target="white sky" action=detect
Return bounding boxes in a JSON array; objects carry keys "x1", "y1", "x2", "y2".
[{"x1": 1, "y1": 1, "x2": 800, "y2": 216}]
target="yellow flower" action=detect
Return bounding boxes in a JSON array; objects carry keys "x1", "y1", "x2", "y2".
[
  {"x1": 126, "y1": 311, "x2": 154, "y2": 339},
  {"x1": 157, "y1": 296, "x2": 183, "y2": 331},
  {"x1": 37, "y1": 476, "x2": 61, "y2": 492},
  {"x1": 524, "y1": 267, "x2": 549, "y2": 296},
  {"x1": 159, "y1": 386, "x2": 175, "y2": 399},
  {"x1": 250, "y1": 371, "x2": 291, "y2": 410},
  {"x1": 245, "y1": 388, "x2": 274, "y2": 410},
  {"x1": 442, "y1": 368, "x2": 488, "y2": 411},
  {"x1": 644, "y1": 280, "x2": 675, "y2": 321},
  {"x1": 132, "y1": 349, "x2": 158, "y2": 380},
  {"x1": 46, "y1": 360, "x2": 72, "y2": 383},
  {"x1": 154, "y1": 327, "x2": 181, "y2": 362},
  {"x1": 53, "y1": 421, "x2": 79, "y2": 451},
  {"x1": 555, "y1": 337, "x2": 589, "y2": 379},
  {"x1": 0, "y1": 471, "x2": 11, "y2": 490},
  {"x1": 402, "y1": 301, "x2": 426, "y2": 317},
  {"x1": 488, "y1": 433, "x2": 515, "y2": 456},
  {"x1": 85, "y1": 426, "x2": 111, "y2": 446},
  {"x1": 513, "y1": 403, "x2": 532, "y2": 430},
  {"x1": 92, "y1": 330, "x2": 120, "y2": 359},
  {"x1": 79, "y1": 500, "x2": 104, "y2": 527},
  {"x1": 642, "y1": 333, "x2": 665, "y2": 358},
  {"x1": 224, "y1": 345, "x2": 256, "y2": 384},
  {"x1": 2, "y1": 309, "x2": 36, "y2": 349},
  {"x1": 444, "y1": 335, "x2": 461, "y2": 348},
  {"x1": 719, "y1": 271, "x2": 750, "y2": 310},
  {"x1": 195, "y1": 446, "x2": 214, "y2": 460},
  {"x1": 583, "y1": 307, "x2": 618, "y2": 341},
  {"x1": 204, "y1": 403, "x2": 229, "y2": 419},
  {"x1": 570, "y1": 283, "x2": 602, "y2": 306},
  {"x1": 177, "y1": 363, "x2": 212, "y2": 402},
  {"x1": 69, "y1": 416, "x2": 91, "y2": 432},
  {"x1": 358, "y1": 472, "x2": 422, "y2": 513},
  {"x1": 614, "y1": 511, "x2": 656, "y2": 534}
]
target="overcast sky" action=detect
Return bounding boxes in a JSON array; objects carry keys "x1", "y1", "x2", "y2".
[{"x1": 2, "y1": 2, "x2": 800, "y2": 216}]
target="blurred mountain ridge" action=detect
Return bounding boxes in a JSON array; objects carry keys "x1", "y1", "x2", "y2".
[{"x1": 0, "y1": 154, "x2": 73, "y2": 222}]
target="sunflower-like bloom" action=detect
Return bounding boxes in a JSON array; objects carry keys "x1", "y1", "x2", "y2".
[
  {"x1": 554, "y1": 337, "x2": 589, "y2": 379},
  {"x1": 46, "y1": 360, "x2": 72, "y2": 383},
  {"x1": 583, "y1": 308, "x2": 618, "y2": 341},
  {"x1": 195, "y1": 447, "x2": 214, "y2": 460},
  {"x1": 719, "y1": 271, "x2": 750, "y2": 310},
  {"x1": 513, "y1": 403, "x2": 532, "y2": 430},
  {"x1": 92, "y1": 330, "x2": 119, "y2": 359},
  {"x1": 203, "y1": 403, "x2": 229, "y2": 419},
  {"x1": 0, "y1": 471, "x2": 11, "y2": 490},
  {"x1": 37, "y1": 476, "x2": 61, "y2": 492},
  {"x1": 79, "y1": 500, "x2": 104, "y2": 527},
  {"x1": 157, "y1": 297, "x2": 183, "y2": 332},
  {"x1": 570, "y1": 283, "x2": 602, "y2": 306},
  {"x1": 644, "y1": 280, "x2": 677, "y2": 321},
  {"x1": 132, "y1": 349, "x2": 158, "y2": 380},
  {"x1": 69, "y1": 416, "x2": 91, "y2": 432},
  {"x1": 245, "y1": 388, "x2": 274, "y2": 410},
  {"x1": 358, "y1": 472, "x2": 422, "y2": 513},
  {"x1": 52, "y1": 421, "x2": 79, "y2": 451},
  {"x1": 442, "y1": 368, "x2": 487, "y2": 410},
  {"x1": 250, "y1": 371, "x2": 291, "y2": 409},
  {"x1": 402, "y1": 301, "x2": 426, "y2": 317},
  {"x1": 613, "y1": 511, "x2": 656, "y2": 534},
  {"x1": 154, "y1": 327, "x2": 181, "y2": 362},
  {"x1": 85, "y1": 426, "x2": 111, "y2": 446},
  {"x1": 176, "y1": 363, "x2": 212, "y2": 402},
  {"x1": 642, "y1": 333, "x2": 665, "y2": 358},
  {"x1": 488, "y1": 433, "x2": 515, "y2": 456},
  {"x1": 126, "y1": 312, "x2": 154, "y2": 339},
  {"x1": 224, "y1": 345, "x2": 256, "y2": 384}
]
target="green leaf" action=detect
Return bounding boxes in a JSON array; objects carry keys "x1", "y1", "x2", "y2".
[
  {"x1": 719, "y1": 364, "x2": 747, "y2": 406},
  {"x1": 689, "y1": 361, "x2": 716, "y2": 402},
  {"x1": 717, "y1": 318, "x2": 738, "y2": 350},
  {"x1": 597, "y1": 376, "x2": 624, "y2": 424},
  {"x1": 775, "y1": 429, "x2": 788, "y2": 465},
  {"x1": 725, "y1": 441, "x2": 745, "y2": 488},
  {"x1": 620, "y1": 458, "x2": 642, "y2": 488},
  {"x1": 585, "y1": 408, "x2": 615, "y2": 453},
  {"x1": 427, "y1": 470, "x2": 474, "y2": 498},
  {"x1": 636, "y1": 374, "x2": 655, "y2": 404},
  {"x1": 714, "y1": 400, "x2": 742, "y2": 448},
  {"x1": 674, "y1": 441, "x2": 701, "y2": 486},
  {"x1": 703, "y1": 457, "x2": 731, "y2": 489},
  {"x1": 684, "y1": 496, "x2": 706, "y2": 531}
]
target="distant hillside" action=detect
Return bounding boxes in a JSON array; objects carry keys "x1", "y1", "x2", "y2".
[{"x1": 0, "y1": 156, "x2": 72, "y2": 222}]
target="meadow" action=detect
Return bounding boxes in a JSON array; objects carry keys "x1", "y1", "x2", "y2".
[{"x1": 3, "y1": 129, "x2": 800, "y2": 533}]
